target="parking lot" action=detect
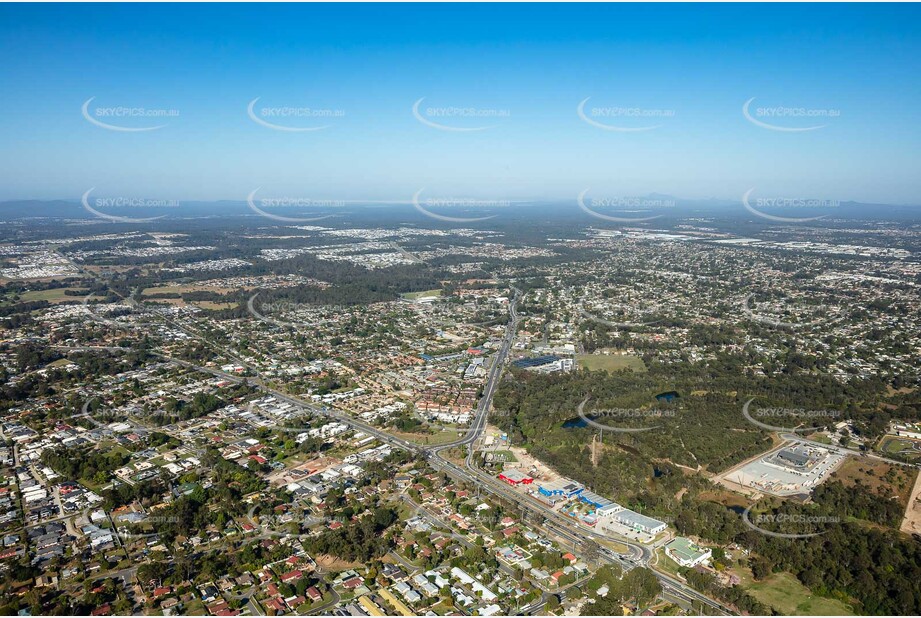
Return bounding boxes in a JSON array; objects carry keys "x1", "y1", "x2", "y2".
[{"x1": 721, "y1": 442, "x2": 846, "y2": 496}]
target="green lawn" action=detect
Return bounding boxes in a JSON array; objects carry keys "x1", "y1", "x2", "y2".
[
  {"x1": 22, "y1": 287, "x2": 84, "y2": 302},
  {"x1": 430, "y1": 602, "x2": 460, "y2": 615},
  {"x1": 401, "y1": 289, "x2": 442, "y2": 300},
  {"x1": 2, "y1": 287, "x2": 90, "y2": 305},
  {"x1": 489, "y1": 450, "x2": 518, "y2": 463},
  {"x1": 576, "y1": 352, "x2": 646, "y2": 373},
  {"x1": 740, "y1": 570, "x2": 854, "y2": 615},
  {"x1": 652, "y1": 547, "x2": 684, "y2": 579},
  {"x1": 390, "y1": 427, "x2": 465, "y2": 446},
  {"x1": 879, "y1": 435, "x2": 921, "y2": 456},
  {"x1": 183, "y1": 599, "x2": 207, "y2": 616}
]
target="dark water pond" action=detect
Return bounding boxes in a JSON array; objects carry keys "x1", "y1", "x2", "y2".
[{"x1": 562, "y1": 416, "x2": 592, "y2": 429}]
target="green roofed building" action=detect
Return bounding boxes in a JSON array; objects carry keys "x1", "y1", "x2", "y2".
[{"x1": 665, "y1": 537, "x2": 712, "y2": 568}]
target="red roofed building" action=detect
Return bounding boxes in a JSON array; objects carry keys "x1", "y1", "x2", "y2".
[
  {"x1": 265, "y1": 598, "x2": 287, "y2": 613},
  {"x1": 498, "y1": 469, "x2": 533, "y2": 485},
  {"x1": 280, "y1": 570, "x2": 303, "y2": 583},
  {"x1": 342, "y1": 576, "x2": 363, "y2": 590},
  {"x1": 287, "y1": 595, "x2": 306, "y2": 607},
  {"x1": 207, "y1": 601, "x2": 231, "y2": 615}
]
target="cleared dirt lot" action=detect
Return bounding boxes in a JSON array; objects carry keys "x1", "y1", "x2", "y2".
[
  {"x1": 482, "y1": 424, "x2": 563, "y2": 483},
  {"x1": 901, "y1": 468, "x2": 921, "y2": 535}
]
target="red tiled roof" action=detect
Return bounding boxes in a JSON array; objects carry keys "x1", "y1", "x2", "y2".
[
  {"x1": 280, "y1": 569, "x2": 303, "y2": 582},
  {"x1": 343, "y1": 576, "x2": 363, "y2": 589}
]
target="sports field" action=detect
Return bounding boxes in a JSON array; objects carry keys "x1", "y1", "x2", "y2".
[{"x1": 576, "y1": 352, "x2": 646, "y2": 372}]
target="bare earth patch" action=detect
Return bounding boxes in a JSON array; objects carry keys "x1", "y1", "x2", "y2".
[
  {"x1": 900, "y1": 467, "x2": 921, "y2": 535},
  {"x1": 314, "y1": 554, "x2": 362, "y2": 571}
]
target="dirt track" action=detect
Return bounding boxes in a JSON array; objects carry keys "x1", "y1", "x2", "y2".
[{"x1": 900, "y1": 469, "x2": 921, "y2": 535}]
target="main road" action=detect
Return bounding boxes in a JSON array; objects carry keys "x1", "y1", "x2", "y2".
[{"x1": 779, "y1": 432, "x2": 918, "y2": 469}]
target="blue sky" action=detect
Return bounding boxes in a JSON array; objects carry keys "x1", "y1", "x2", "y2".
[{"x1": 1, "y1": 3, "x2": 919, "y2": 204}]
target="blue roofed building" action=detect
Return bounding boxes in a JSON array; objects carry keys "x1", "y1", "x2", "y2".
[
  {"x1": 537, "y1": 479, "x2": 583, "y2": 499},
  {"x1": 578, "y1": 490, "x2": 614, "y2": 509},
  {"x1": 512, "y1": 355, "x2": 560, "y2": 369}
]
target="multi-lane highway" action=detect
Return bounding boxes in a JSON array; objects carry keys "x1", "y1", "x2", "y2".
[{"x1": 438, "y1": 285, "x2": 522, "y2": 456}]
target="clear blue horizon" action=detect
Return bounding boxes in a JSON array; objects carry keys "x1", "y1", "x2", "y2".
[{"x1": 1, "y1": 3, "x2": 919, "y2": 204}]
